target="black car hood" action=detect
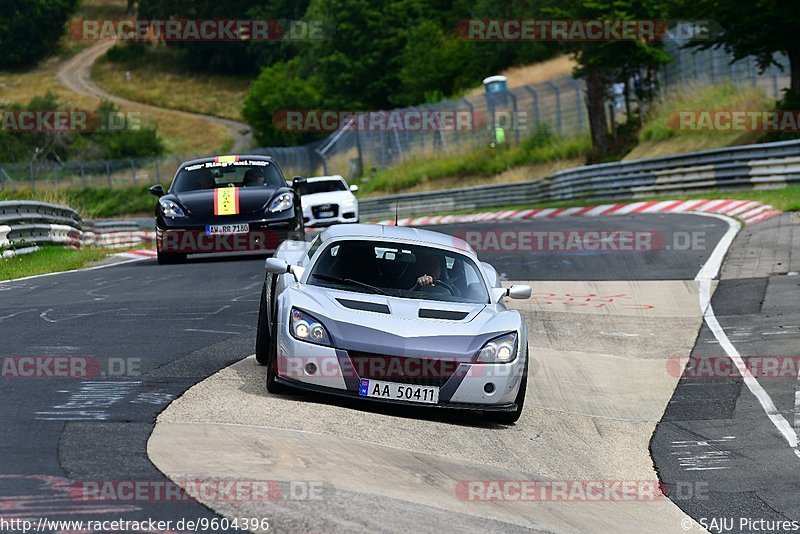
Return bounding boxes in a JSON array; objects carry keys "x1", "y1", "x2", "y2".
[{"x1": 170, "y1": 187, "x2": 287, "y2": 217}]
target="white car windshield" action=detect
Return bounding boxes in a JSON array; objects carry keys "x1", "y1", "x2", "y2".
[
  {"x1": 298, "y1": 179, "x2": 347, "y2": 195},
  {"x1": 308, "y1": 240, "x2": 489, "y2": 304}
]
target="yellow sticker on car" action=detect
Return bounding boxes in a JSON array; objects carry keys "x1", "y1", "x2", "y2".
[{"x1": 214, "y1": 186, "x2": 240, "y2": 215}]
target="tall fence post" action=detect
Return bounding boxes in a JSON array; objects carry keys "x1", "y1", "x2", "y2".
[
  {"x1": 524, "y1": 86, "x2": 540, "y2": 130},
  {"x1": 546, "y1": 81, "x2": 563, "y2": 135},
  {"x1": 80, "y1": 164, "x2": 87, "y2": 187},
  {"x1": 130, "y1": 159, "x2": 137, "y2": 185},
  {"x1": 105, "y1": 161, "x2": 112, "y2": 189},
  {"x1": 29, "y1": 163, "x2": 35, "y2": 193},
  {"x1": 573, "y1": 80, "x2": 585, "y2": 134}
]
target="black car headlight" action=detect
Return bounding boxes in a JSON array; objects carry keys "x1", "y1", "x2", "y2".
[
  {"x1": 476, "y1": 333, "x2": 517, "y2": 363},
  {"x1": 290, "y1": 308, "x2": 332, "y2": 346},
  {"x1": 269, "y1": 193, "x2": 294, "y2": 213},
  {"x1": 159, "y1": 198, "x2": 186, "y2": 218}
]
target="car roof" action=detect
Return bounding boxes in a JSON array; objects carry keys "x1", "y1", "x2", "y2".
[
  {"x1": 317, "y1": 224, "x2": 476, "y2": 257},
  {"x1": 180, "y1": 154, "x2": 276, "y2": 167},
  {"x1": 306, "y1": 175, "x2": 345, "y2": 183}
]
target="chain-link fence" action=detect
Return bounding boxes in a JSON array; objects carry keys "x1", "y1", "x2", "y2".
[
  {"x1": 0, "y1": 144, "x2": 323, "y2": 192},
  {"x1": 0, "y1": 38, "x2": 793, "y2": 192}
]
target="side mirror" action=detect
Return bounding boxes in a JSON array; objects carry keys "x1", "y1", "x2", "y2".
[
  {"x1": 149, "y1": 184, "x2": 165, "y2": 197},
  {"x1": 507, "y1": 284, "x2": 532, "y2": 299},
  {"x1": 265, "y1": 258, "x2": 305, "y2": 282},
  {"x1": 265, "y1": 258, "x2": 290, "y2": 274},
  {"x1": 491, "y1": 285, "x2": 532, "y2": 302},
  {"x1": 349, "y1": 184, "x2": 359, "y2": 192},
  {"x1": 292, "y1": 176, "x2": 307, "y2": 190}
]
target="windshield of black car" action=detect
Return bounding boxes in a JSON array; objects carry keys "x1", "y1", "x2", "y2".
[
  {"x1": 308, "y1": 240, "x2": 489, "y2": 304},
  {"x1": 298, "y1": 179, "x2": 347, "y2": 195},
  {"x1": 171, "y1": 160, "x2": 286, "y2": 193}
]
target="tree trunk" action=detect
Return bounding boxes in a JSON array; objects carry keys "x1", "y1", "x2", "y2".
[
  {"x1": 788, "y1": 47, "x2": 800, "y2": 101},
  {"x1": 584, "y1": 68, "x2": 608, "y2": 158}
]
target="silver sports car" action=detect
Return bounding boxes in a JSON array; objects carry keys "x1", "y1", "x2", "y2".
[{"x1": 255, "y1": 224, "x2": 531, "y2": 423}]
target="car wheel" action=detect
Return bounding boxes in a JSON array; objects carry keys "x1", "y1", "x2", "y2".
[
  {"x1": 265, "y1": 276, "x2": 285, "y2": 394},
  {"x1": 157, "y1": 251, "x2": 186, "y2": 264},
  {"x1": 484, "y1": 350, "x2": 528, "y2": 424},
  {"x1": 254, "y1": 280, "x2": 271, "y2": 365}
]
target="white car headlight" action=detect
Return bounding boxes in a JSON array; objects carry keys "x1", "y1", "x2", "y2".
[
  {"x1": 340, "y1": 197, "x2": 356, "y2": 207},
  {"x1": 290, "y1": 308, "x2": 332, "y2": 346},
  {"x1": 159, "y1": 199, "x2": 186, "y2": 218},
  {"x1": 476, "y1": 333, "x2": 517, "y2": 363},
  {"x1": 269, "y1": 192, "x2": 294, "y2": 213}
]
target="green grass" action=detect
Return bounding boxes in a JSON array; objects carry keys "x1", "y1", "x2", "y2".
[
  {"x1": 0, "y1": 185, "x2": 153, "y2": 218},
  {"x1": 359, "y1": 127, "x2": 592, "y2": 195},
  {"x1": 0, "y1": 247, "x2": 110, "y2": 281}
]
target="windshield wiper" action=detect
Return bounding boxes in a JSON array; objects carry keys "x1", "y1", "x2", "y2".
[{"x1": 311, "y1": 273, "x2": 388, "y2": 295}]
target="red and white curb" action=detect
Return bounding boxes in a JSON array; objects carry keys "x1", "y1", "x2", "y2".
[
  {"x1": 376, "y1": 199, "x2": 781, "y2": 227},
  {"x1": 114, "y1": 249, "x2": 157, "y2": 259}
]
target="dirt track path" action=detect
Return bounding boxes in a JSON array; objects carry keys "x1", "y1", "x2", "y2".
[{"x1": 57, "y1": 41, "x2": 253, "y2": 153}]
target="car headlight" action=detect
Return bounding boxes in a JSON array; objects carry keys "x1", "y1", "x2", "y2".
[
  {"x1": 159, "y1": 198, "x2": 186, "y2": 218},
  {"x1": 341, "y1": 198, "x2": 356, "y2": 207},
  {"x1": 269, "y1": 193, "x2": 294, "y2": 213},
  {"x1": 290, "y1": 308, "x2": 332, "y2": 346},
  {"x1": 476, "y1": 333, "x2": 517, "y2": 363}
]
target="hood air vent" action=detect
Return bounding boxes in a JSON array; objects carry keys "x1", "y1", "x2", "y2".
[{"x1": 336, "y1": 298, "x2": 390, "y2": 314}]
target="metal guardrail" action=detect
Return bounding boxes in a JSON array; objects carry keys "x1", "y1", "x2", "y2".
[
  {"x1": 0, "y1": 201, "x2": 153, "y2": 257},
  {"x1": 358, "y1": 139, "x2": 800, "y2": 219}
]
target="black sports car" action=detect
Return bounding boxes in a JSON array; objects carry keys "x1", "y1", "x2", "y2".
[{"x1": 149, "y1": 155, "x2": 305, "y2": 264}]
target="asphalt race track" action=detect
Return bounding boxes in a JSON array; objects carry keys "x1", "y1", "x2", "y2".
[{"x1": 1, "y1": 213, "x2": 798, "y2": 533}]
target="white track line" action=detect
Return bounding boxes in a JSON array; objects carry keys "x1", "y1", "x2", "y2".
[{"x1": 694, "y1": 212, "x2": 800, "y2": 460}]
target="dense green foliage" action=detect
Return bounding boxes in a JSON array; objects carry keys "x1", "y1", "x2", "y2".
[
  {"x1": 0, "y1": 0, "x2": 79, "y2": 68},
  {"x1": 0, "y1": 94, "x2": 164, "y2": 163}
]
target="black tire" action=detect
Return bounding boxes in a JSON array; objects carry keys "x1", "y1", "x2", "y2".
[
  {"x1": 254, "y1": 280, "x2": 271, "y2": 365},
  {"x1": 157, "y1": 251, "x2": 186, "y2": 264},
  {"x1": 265, "y1": 275, "x2": 285, "y2": 394},
  {"x1": 484, "y1": 351, "x2": 528, "y2": 424}
]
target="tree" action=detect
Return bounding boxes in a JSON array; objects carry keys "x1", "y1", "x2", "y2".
[
  {"x1": 537, "y1": 0, "x2": 670, "y2": 159},
  {"x1": 0, "y1": 0, "x2": 79, "y2": 68},
  {"x1": 670, "y1": 0, "x2": 800, "y2": 103}
]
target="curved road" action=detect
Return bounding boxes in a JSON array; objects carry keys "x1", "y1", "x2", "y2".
[
  {"x1": 57, "y1": 41, "x2": 253, "y2": 153},
  {"x1": 8, "y1": 214, "x2": 796, "y2": 533}
]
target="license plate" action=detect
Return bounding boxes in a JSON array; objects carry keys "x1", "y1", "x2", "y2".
[
  {"x1": 318, "y1": 211, "x2": 334, "y2": 218},
  {"x1": 358, "y1": 379, "x2": 439, "y2": 404},
  {"x1": 206, "y1": 223, "x2": 249, "y2": 235}
]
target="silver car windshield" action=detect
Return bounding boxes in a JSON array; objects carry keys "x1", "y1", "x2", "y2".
[{"x1": 308, "y1": 240, "x2": 489, "y2": 304}]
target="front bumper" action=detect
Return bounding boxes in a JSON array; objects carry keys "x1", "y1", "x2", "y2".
[
  {"x1": 302, "y1": 206, "x2": 358, "y2": 227},
  {"x1": 274, "y1": 320, "x2": 525, "y2": 410}
]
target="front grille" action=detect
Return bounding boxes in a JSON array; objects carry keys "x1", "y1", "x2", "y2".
[
  {"x1": 312, "y1": 204, "x2": 339, "y2": 218},
  {"x1": 347, "y1": 351, "x2": 463, "y2": 388}
]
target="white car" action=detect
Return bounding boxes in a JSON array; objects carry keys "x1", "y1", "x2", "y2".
[{"x1": 299, "y1": 175, "x2": 359, "y2": 227}]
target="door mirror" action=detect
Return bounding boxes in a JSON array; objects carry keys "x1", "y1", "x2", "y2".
[
  {"x1": 349, "y1": 184, "x2": 359, "y2": 192},
  {"x1": 292, "y1": 176, "x2": 307, "y2": 190},
  {"x1": 265, "y1": 258, "x2": 305, "y2": 282},
  {"x1": 149, "y1": 184, "x2": 165, "y2": 197},
  {"x1": 492, "y1": 285, "x2": 532, "y2": 302}
]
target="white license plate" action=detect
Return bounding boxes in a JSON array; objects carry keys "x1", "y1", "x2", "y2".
[
  {"x1": 318, "y1": 211, "x2": 334, "y2": 218},
  {"x1": 206, "y1": 223, "x2": 249, "y2": 235},
  {"x1": 358, "y1": 379, "x2": 439, "y2": 404}
]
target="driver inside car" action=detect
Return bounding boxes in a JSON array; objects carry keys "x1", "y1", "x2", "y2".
[{"x1": 413, "y1": 252, "x2": 445, "y2": 290}]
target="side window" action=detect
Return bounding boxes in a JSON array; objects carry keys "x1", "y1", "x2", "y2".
[{"x1": 306, "y1": 236, "x2": 322, "y2": 260}]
